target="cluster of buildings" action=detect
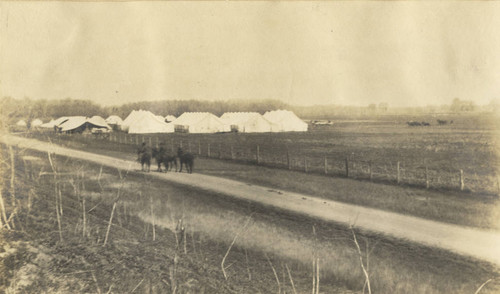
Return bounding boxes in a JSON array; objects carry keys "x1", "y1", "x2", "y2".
[{"x1": 17, "y1": 110, "x2": 308, "y2": 134}]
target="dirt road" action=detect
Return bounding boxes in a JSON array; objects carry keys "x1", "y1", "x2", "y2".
[{"x1": 3, "y1": 134, "x2": 500, "y2": 266}]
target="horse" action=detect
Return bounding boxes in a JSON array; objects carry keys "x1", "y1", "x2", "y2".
[
  {"x1": 137, "y1": 145, "x2": 152, "y2": 172},
  {"x1": 177, "y1": 148, "x2": 194, "y2": 174},
  {"x1": 152, "y1": 147, "x2": 177, "y2": 172}
]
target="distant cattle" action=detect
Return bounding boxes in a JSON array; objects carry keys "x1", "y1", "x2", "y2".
[
  {"x1": 407, "y1": 121, "x2": 421, "y2": 127},
  {"x1": 437, "y1": 119, "x2": 454, "y2": 125},
  {"x1": 407, "y1": 121, "x2": 431, "y2": 127}
]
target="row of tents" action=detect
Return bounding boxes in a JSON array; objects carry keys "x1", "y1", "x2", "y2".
[
  {"x1": 16, "y1": 109, "x2": 308, "y2": 134},
  {"x1": 118, "y1": 110, "x2": 308, "y2": 133}
]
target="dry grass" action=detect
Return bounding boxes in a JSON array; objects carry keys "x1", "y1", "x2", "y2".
[{"x1": 2, "y1": 142, "x2": 500, "y2": 293}]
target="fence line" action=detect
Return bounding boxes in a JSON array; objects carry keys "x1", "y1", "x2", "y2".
[{"x1": 100, "y1": 133, "x2": 499, "y2": 195}]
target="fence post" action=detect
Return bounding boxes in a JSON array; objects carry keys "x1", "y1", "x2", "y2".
[
  {"x1": 397, "y1": 161, "x2": 400, "y2": 184},
  {"x1": 231, "y1": 146, "x2": 235, "y2": 160},
  {"x1": 198, "y1": 141, "x2": 201, "y2": 155},
  {"x1": 497, "y1": 176, "x2": 500, "y2": 196},
  {"x1": 369, "y1": 161, "x2": 373, "y2": 181},
  {"x1": 219, "y1": 143, "x2": 222, "y2": 159},
  {"x1": 460, "y1": 169, "x2": 464, "y2": 191},
  {"x1": 345, "y1": 158, "x2": 349, "y2": 177},
  {"x1": 208, "y1": 143, "x2": 211, "y2": 158},
  {"x1": 156, "y1": 136, "x2": 159, "y2": 148},
  {"x1": 135, "y1": 136, "x2": 138, "y2": 145},
  {"x1": 425, "y1": 166, "x2": 429, "y2": 189},
  {"x1": 256, "y1": 145, "x2": 260, "y2": 164},
  {"x1": 149, "y1": 137, "x2": 152, "y2": 146},
  {"x1": 324, "y1": 157, "x2": 328, "y2": 175},
  {"x1": 188, "y1": 141, "x2": 191, "y2": 153},
  {"x1": 287, "y1": 148, "x2": 291, "y2": 170},
  {"x1": 171, "y1": 139, "x2": 174, "y2": 153},
  {"x1": 304, "y1": 157, "x2": 307, "y2": 173}
]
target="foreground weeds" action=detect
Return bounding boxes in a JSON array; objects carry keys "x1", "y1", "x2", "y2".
[{"x1": 1, "y1": 145, "x2": 499, "y2": 293}]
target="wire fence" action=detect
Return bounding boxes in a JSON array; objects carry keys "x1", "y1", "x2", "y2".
[{"x1": 100, "y1": 132, "x2": 500, "y2": 196}]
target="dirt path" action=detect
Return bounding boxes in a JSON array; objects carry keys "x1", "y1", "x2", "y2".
[{"x1": 3, "y1": 134, "x2": 500, "y2": 267}]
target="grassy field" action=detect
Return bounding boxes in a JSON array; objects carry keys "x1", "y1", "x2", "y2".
[
  {"x1": 26, "y1": 125, "x2": 500, "y2": 230},
  {"x1": 32, "y1": 112, "x2": 500, "y2": 194},
  {"x1": 1, "y1": 145, "x2": 499, "y2": 293}
]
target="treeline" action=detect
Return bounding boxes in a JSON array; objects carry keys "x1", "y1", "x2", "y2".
[
  {"x1": 0, "y1": 97, "x2": 291, "y2": 124},
  {"x1": 1, "y1": 96, "x2": 496, "y2": 126},
  {"x1": 0, "y1": 97, "x2": 108, "y2": 126},
  {"x1": 113, "y1": 99, "x2": 290, "y2": 118}
]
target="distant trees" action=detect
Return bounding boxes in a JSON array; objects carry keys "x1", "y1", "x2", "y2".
[
  {"x1": 450, "y1": 98, "x2": 476, "y2": 112},
  {"x1": 111, "y1": 99, "x2": 290, "y2": 117},
  {"x1": 366, "y1": 103, "x2": 388, "y2": 114},
  {"x1": 0, "y1": 97, "x2": 109, "y2": 125}
]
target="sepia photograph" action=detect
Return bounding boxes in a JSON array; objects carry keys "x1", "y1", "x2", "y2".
[{"x1": 0, "y1": 1, "x2": 499, "y2": 293}]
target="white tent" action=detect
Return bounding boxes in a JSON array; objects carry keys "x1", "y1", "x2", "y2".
[
  {"x1": 40, "y1": 117, "x2": 69, "y2": 129},
  {"x1": 16, "y1": 120, "x2": 27, "y2": 127},
  {"x1": 173, "y1": 112, "x2": 229, "y2": 133},
  {"x1": 220, "y1": 112, "x2": 279, "y2": 133},
  {"x1": 121, "y1": 110, "x2": 151, "y2": 132},
  {"x1": 55, "y1": 116, "x2": 111, "y2": 133},
  {"x1": 87, "y1": 116, "x2": 112, "y2": 129},
  {"x1": 31, "y1": 119, "x2": 43, "y2": 127},
  {"x1": 105, "y1": 115, "x2": 123, "y2": 126},
  {"x1": 263, "y1": 110, "x2": 308, "y2": 132},
  {"x1": 58, "y1": 116, "x2": 87, "y2": 132},
  {"x1": 128, "y1": 112, "x2": 174, "y2": 134},
  {"x1": 165, "y1": 115, "x2": 176, "y2": 123}
]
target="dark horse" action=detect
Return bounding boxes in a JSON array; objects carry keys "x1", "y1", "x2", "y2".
[
  {"x1": 137, "y1": 143, "x2": 152, "y2": 172},
  {"x1": 152, "y1": 147, "x2": 177, "y2": 172},
  {"x1": 177, "y1": 148, "x2": 194, "y2": 174}
]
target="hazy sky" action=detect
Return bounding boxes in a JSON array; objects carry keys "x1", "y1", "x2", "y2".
[{"x1": 1, "y1": 2, "x2": 500, "y2": 107}]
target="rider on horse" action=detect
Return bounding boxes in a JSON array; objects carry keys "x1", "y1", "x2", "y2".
[{"x1": 138, "y1": 142, "x2": 152, "y2": 172}]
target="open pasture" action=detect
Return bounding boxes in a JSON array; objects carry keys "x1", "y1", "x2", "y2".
[{"x1": 41, "y1": 112, "x2": 499, "y2": 194}]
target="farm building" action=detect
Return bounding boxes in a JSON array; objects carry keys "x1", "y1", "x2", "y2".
[
  {"x1": 263, "y1": 110, "x2": 308, "y2": 132},
  {"x1": 173, "y1": 112, "x2": 229, "y2": 133},
  {"x1": 220, "y1": 112, "x2": 279, "y2": 133},
  {"x1": 128, "y1": 113, "x2": 174, "y2": 134},
  {"x1": 57, "y1": 116, "x2": 111, "y2": 133}
]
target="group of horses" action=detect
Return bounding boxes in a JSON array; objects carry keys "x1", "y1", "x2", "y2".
[
  {"x1": 137, "y1": 145, "x2": 194, "y2": 174},
  {"x1": 407, "y1": 119, "x2": 454, "y2": 127}
]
